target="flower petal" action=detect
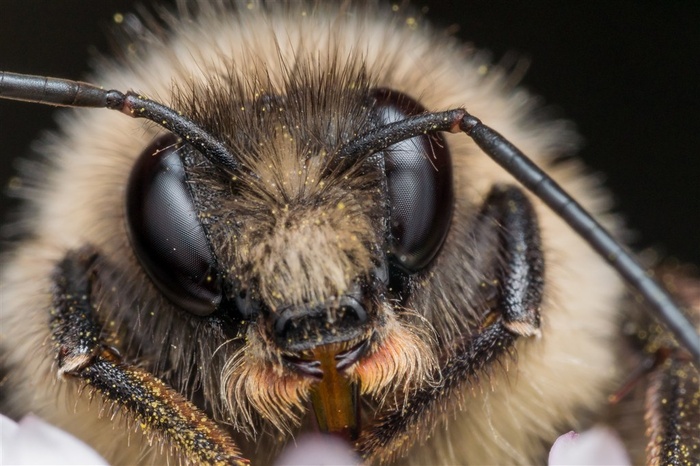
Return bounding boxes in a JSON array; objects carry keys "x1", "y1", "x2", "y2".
[
  {"x1": 548, "y1": 426, "x2": 631, "y2": 465},
  {"x1": 1, "y1": 414, "x2": 108, "y2": 465},
  {"x1": 275, "y1": 434, "x2": 360, "y2": 466}
]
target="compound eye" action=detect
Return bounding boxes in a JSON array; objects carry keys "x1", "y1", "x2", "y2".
[
  {"x1": 372, "y1": 88, "x2": 454, "y2": 273},
  {"x1": 126, "y1": 134, "x2": 222, "y2": 316}
]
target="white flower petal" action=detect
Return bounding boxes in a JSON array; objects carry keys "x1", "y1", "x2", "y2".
[
  {"x1": 1, "y1": 414, "x2": 108, "y2": 465},
  {"x1": 548, "y1": 426, "x2": 631, "y2": 466},
  {"x1": 275, "y1": 434, "x2": 360, "y2": 466}
]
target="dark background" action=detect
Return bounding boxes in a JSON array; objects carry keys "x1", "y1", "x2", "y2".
[{"x1": 1, "y1": 1, "x2": 699, "y2": 264}]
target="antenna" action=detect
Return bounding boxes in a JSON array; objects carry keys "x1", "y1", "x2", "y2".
[{"x1": 2, "y1": 71, "x2": 698, "y2": 361}]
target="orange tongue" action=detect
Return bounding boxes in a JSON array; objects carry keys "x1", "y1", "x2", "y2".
[{"x1": 309, "y1": 344, "x2": 359, "y2": 440}]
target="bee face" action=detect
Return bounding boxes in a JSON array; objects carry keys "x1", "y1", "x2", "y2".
[{"x1": 0, "y1": 2, "x2": 698, "y2": 465}]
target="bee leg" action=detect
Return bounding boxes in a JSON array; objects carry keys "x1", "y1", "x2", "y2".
[
  {"x1": 358, "y1": 185, "x2": 543, "y2": 463},
  {"x1": 619, "y1": 267, "x2": 700, "y2": 465},
  {"x1": 645, "y1": 350, "x2": 700, "y2": 465},
  {"x1": 474, "y1": 184, "x2": 544, "y2": 337},
  {"x1": 50, "y1": 246, "x2": 249, "y2": 466}
]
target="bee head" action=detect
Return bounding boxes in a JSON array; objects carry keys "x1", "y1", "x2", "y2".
[{"x1": 123, "y1": 67, "x2": 451, "y2": 435}]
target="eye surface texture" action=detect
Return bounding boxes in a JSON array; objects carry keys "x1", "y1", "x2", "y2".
[
  {"x1": 126, "y1": 134, "x2": 222, "y2": 316},
  {"x1": 371, "y1": 89, "x2": 454, "y2": 273}
]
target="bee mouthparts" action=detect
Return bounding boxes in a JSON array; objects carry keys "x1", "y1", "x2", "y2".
[{"x1": 308, "y1": 343, "x2": 362, "y2": 441}]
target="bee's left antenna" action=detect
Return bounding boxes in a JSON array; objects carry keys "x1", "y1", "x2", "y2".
[
  {"x1": 0, "y1": 72, "x2": 238, "y2": 172},
  {"x1": 340, "y1": 108, "x2": 700, "y2": 363}
]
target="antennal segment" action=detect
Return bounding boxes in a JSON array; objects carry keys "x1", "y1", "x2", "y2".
[
  {"x1": 2, "y1": 71, "x2": 696, "y2": 361},
  {"x1": 339, "y1": 109, "x2": 700, "y2": 362},
  {"x1": 458, "y1": 114, "x2": 700, "y2": 363},
  {"x1": 0, "y1": 72, "x2": 237, "y2": 172}
]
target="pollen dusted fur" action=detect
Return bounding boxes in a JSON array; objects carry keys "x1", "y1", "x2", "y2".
[{"x1": 0, "y1": 1, "x2": 674, "y2": 465}]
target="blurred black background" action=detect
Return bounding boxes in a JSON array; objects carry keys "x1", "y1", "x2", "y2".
[{"x1": 1, "y1": 1, "x2": 699, "y2": 264}]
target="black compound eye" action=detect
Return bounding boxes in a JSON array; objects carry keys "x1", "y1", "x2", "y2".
[
  {"x1": 372, "y1": 88, "x2": 454, "y2": 273},
  {"x1": 126, "y1": 134, "x2": 222, "y2": 316}
]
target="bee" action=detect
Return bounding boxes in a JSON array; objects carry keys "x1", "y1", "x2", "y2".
[{"x1": 0, "y1": 1, "x2": 698, "y2": 465}]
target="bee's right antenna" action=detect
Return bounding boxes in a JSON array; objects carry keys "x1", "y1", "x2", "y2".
[
  {"x1": 2, "y1": 71, "x2": 697, "y2": 361},
  {"x1": 0, "y1": 72, "x2": 238, "y2": 172}
]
